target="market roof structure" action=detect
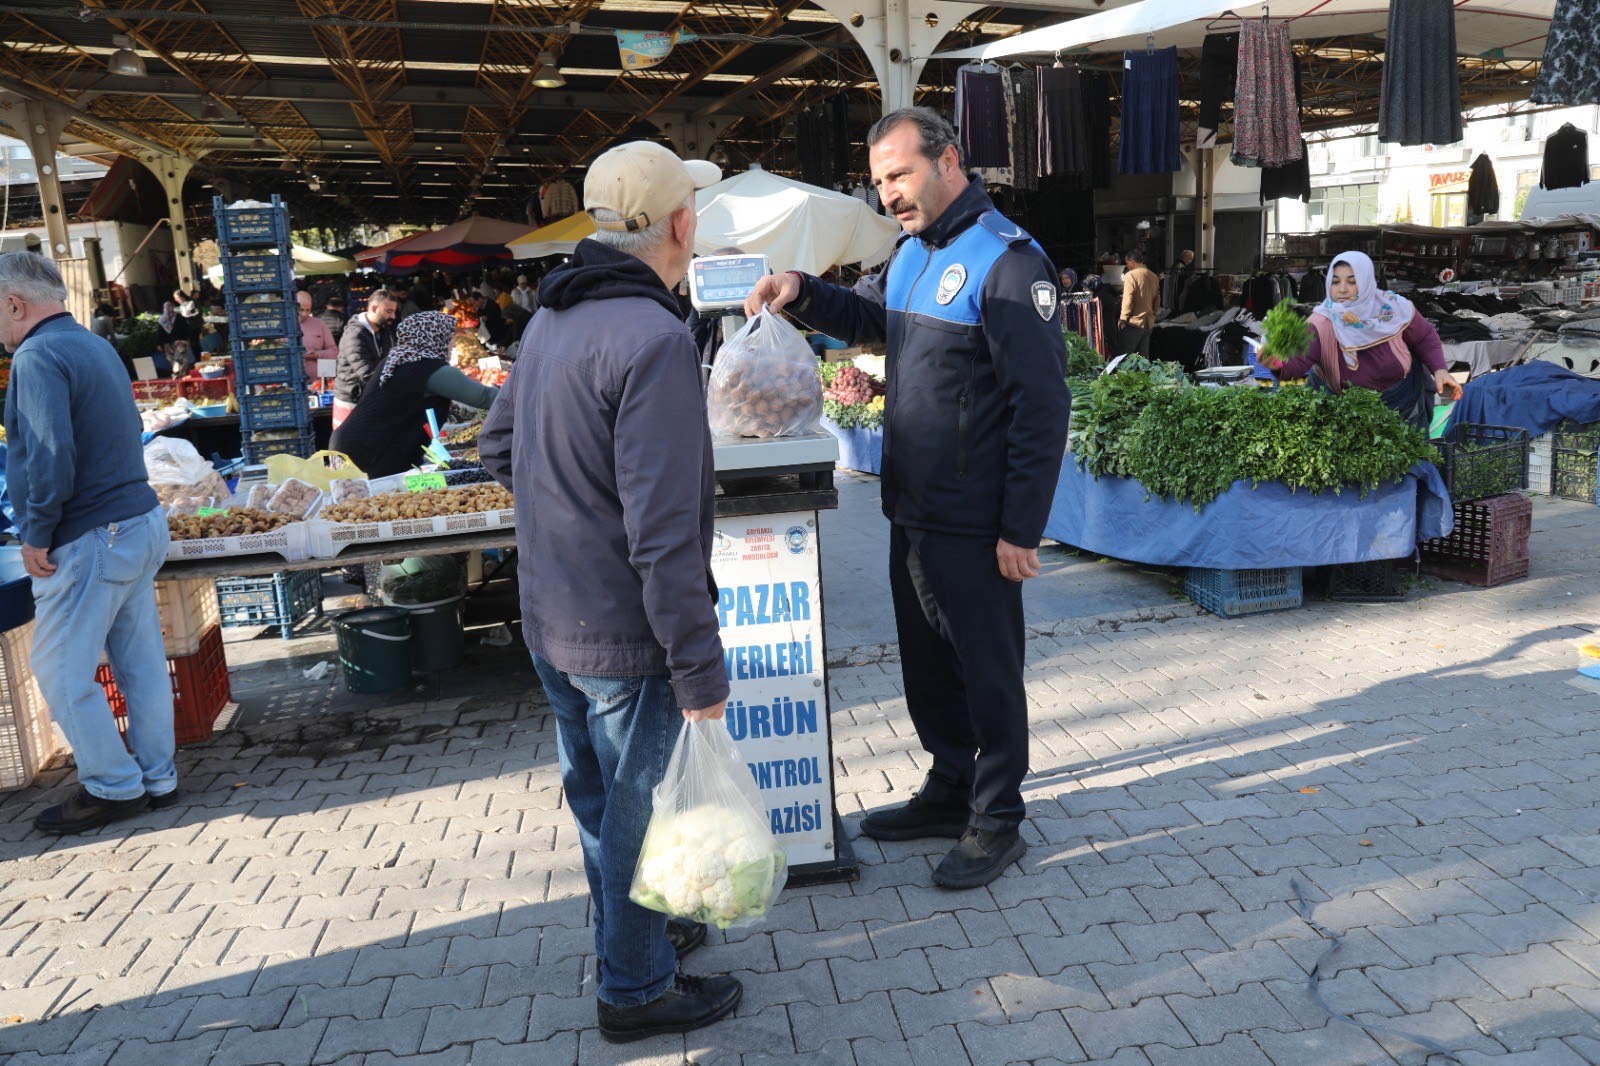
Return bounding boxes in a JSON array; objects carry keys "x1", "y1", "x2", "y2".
[{"x1": 0, "y1": 0, "x2": 1564, "y2": 235}]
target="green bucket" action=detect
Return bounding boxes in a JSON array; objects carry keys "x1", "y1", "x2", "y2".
[{"x1": 333, "y1": 606, "x2": 412, "y2": 694}]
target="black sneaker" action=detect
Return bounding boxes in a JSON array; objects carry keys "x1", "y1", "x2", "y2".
[
  {"x1": 33, "y1": 788, "x2": 150, "y2": 835},
  {"x1": 596, "y1": 972, "x2": 743, "y2": 1043},
  {"x1": 859, "y1": 785, "x2": 969, "y2": 841},
  {"x1": 667, "y1": 918, "x2": 706, "y2": 959},
  {"x1": 146, "y1": 789, "x2": 183, "y2": 810},
  {"x1": 932, "y1": 827, "x2": 1027, "y2": 889}
]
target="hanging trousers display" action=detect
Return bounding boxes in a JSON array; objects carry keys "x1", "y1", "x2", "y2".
[
  {"x1": 1037, "y1": 65, "x2": 1088, "y2": 177},
  {"x1": 1532, "y1": 0, "x2": 1600, "y2": 105},
  {"x1": 1196, "y1": 32, "x2": 1240, "y2": 147},
  {"x1": 1010, "y1": 67, "x2": 1040, "y2": 191},
  {"x1": 796, "y1": 107, "x2": 828, "y2": 188},
  {"x1": 1081, "y1": 71, "x2": 1115, "y2": 188},
  {"x1": 1542, "y1": 124, "x2": 1590, "y2": 190},
  {"x1": 1118, "y1": 48, "x2": 1181, "y2": 175},
  {"x1": 1260, "y1": 144, "x2": 1311, "y2": 203},
  {"x1": 957, "y1": 67, "x2": 1010, "y2": 169},
  {"x1": 1379, "y1": 0, "x2": 1463, "y2": 146},
  {"x1": 1232, "y1": 20, "x2": 1303, "y2": 168}
]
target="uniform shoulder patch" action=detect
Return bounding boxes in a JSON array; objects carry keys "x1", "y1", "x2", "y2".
[
  {"x1": 1031, "y1": 281, "x2": 1058, "y2": 321},
  {"x1": 977, "y1": 210, "x2": 1030, "y2": 246}
]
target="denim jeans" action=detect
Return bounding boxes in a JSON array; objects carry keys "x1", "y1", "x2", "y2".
[
  {"x1": 531, "y1": 653, "x2": 678, "y2": 1009},
  {"x1": 31, "y1": 504, "x2": 175, "y2": 801}
]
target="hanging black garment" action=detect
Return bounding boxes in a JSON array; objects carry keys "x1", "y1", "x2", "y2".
[
  {"x1": 1037, "y1": 65, "x2": 1087, "y2": 176},
  {"x1": 1081, "y1": 71, "x2": 1115, "y2": 189},
  {"x1": 1533, "y1": 0, "x2": 1600, "y2": 105},
  {"x1": 1467, "y1": 153, "x2": 1500, "y2": 217},
  {"x1": 1197, "y1": 32, "x2": 1240, "y2": 143},
  {"x1": 1260, "y1": 138, "x2": 1311, "y2": 203},
  {"x1": 796, "y1": 107, "x2": 829, "y2": 188},
  {"x1": 1542, "y1": 124, "x2": 1589, "y2": 190},
  {"x1": 829, "y1": 94, "x2": 852, "y2": 187},
  {"x1": 1379, "y1": 0, "x2": 1463, "y2": 146},
  {"x1": 958, "y1": 69, "x2": 1010, "y2": 168},
  {"x1": 1119, "y1": 47, "x2": 1182, "y2": 175},
  {"x1": 1010, "y1": 67, "x2": 1040, "y2": 190},
  {"x1": 1298, "y1": 268, "x2": 1327, "y2": 305}
]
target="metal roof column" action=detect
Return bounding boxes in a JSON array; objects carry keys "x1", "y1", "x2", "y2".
[
  {"x1": 654, "y1": 111, "x2": 723, "y2": 160},
  {"x1": 17, "y1": 101, "x2": 71, "y2": 261},
  {"x1": 808, "y1": 0, "x2": 981, "y2": 114},
  {"x1": 138, "y1": 151, "x2": 196, "y2": 292}
]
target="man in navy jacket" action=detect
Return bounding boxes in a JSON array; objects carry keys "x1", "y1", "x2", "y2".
[
  {"x1": 748, "y1": 107, "x2": 1071, "y2": 889},
  {"x1": 480, "y1": 142, "x2": 742, "y2": 1043}
]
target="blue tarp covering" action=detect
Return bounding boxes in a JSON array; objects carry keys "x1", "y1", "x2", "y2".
[
  {"x1": 821, "y1": 417, "x2": 883, "y2": 475},
  {"x1": 1044, "y1": 460, "x2": 1454, "y2": 569},
  {"x1": 1445, "y1": 362, "x2": 1600, "y2": 439}
]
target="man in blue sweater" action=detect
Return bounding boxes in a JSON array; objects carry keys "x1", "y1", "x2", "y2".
[{"x1": 0, "y1": 252, "x2": 176, "y2": 834}]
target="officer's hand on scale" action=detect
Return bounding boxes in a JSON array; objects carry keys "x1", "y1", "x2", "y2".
[{"x1": 744, "y1": 272, "x2": 801, "y2": 318}]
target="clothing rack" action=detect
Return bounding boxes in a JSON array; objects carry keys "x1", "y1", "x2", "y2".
[{"x1": 1061, "y1": 293, "x2": 1106, "y2": 357}]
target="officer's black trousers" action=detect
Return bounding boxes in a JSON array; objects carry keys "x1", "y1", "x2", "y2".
[{"x1": 888, "y1": 523, "x2": 1030, "y2": 832}]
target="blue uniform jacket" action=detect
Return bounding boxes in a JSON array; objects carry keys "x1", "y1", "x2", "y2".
[{"x1": 790, "y1": 179, "x2": 1071, "y2": 547}]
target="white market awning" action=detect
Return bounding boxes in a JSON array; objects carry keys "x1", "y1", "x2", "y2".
[{"x1": 693, "y1": 166, "x2": 901, "y2": 275}]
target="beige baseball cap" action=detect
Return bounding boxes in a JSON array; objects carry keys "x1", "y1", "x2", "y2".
[{"x1": 584, "y1": 141, "x2": 722, "y2": 233}]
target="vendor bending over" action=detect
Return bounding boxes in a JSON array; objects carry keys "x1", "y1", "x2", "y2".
[
  {"x1": 1265, "y1": 250, "x2": 1463, "y2": 428},
  {"x1": 330, "y1": 311, "x2": 498, "y2": 477}
]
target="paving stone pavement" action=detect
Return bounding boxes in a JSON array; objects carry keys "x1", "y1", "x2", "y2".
[{"x1": 1, "y1": 494, "x2": 1598, "y2": 1064}]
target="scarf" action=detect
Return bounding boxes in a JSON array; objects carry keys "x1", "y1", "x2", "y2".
[
  {"x1": 1311, "y1": 250, "x2": 1415, "y2": 363},
  {"x1": 158, "y1": 301, "x2": 177, "y2": 333},
  {"x1": 377, "y1": 310, "x2": 455, "y2": 387}
]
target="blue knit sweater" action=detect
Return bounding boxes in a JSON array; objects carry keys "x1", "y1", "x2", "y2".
[{"x1": 5, "y1": 314, "x2": 157, "y2": 549}]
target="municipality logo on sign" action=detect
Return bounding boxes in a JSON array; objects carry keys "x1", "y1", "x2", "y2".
[{"x1": 785, "y1": 526, "x2": 809, "y2": 555}]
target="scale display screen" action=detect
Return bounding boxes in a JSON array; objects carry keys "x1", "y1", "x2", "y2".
[{"x1": 689, "y1": 253, "x2": 771, "y2": 312}]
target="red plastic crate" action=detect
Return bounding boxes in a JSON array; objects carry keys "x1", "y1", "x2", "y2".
[
  {"x1": 98, "y1": 624, "x2": 230, "y2": 745},
  {"x1": 179, "y1": 377, "x2": 233, "y2": 402},
  {"x1": 1420, "y1": 492, "x2": 1532, "y2": 587}
]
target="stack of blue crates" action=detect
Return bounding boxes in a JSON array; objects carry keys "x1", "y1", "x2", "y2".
[{"x1": 214, "y1": 194, "x2": 314, "y2": 464}]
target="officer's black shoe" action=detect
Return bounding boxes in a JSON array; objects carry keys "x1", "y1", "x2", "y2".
[
  {"x1": 33, "y1": 788, "x2": 150, "y2": 835},
  {"x1": 596, "y1": 972, "x2": 743, "y2": 1043},
  {"x1": 932, "y1": 827, "x2": 1027, "y2": 889},
  {"x1": 667, "y1": 918, "x2": 707, "y2": 959},
  {"x1": 859, "y1": 787, "x2": 968, "y2": 841}
]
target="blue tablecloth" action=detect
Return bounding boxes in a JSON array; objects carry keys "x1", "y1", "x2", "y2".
[
  {"x1": 1043, "y1": 460, "x2": 1454, "y2": 569},
  {"x1": 821, "y1": 417, "x2": 883, "y2": 475}
]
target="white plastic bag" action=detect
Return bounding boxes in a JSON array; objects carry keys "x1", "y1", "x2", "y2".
[
  {"x1": 630, "y1": 719, "x2": 787, "y2": 930},
  {"x1": 144, "y1": 438, "x2": 229, "y2": 506},
  {"x1": 707, "y1": 308, "x2": 824, "y2": 439}
]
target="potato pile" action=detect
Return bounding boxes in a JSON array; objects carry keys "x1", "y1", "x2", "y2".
[
  {"x1": 452, "y1": 332, "x2": 490, "y2": 368},
  {"x1": 708, "y1": 346, "x2": 823, "y2": 439},
  {"x1": 320, "y1": 483, "x2": 513, "y2": 524},
  {"x1": 169, "y1": 508, "x2": 293, "y2": 540}
]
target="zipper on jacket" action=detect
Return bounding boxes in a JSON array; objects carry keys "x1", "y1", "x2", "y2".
[{"x1": 956, "y1": 393, "x2": 969, "y2": 479}]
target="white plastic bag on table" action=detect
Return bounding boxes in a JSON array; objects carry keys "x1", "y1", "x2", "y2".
[
  {"x1": 144, "y1": 438, "x2": 229, "y2": 505},
  {"x1": 707, "y1": 308, "x2": 824, "y2": 439},
  {"x1": 630, "y1": 719, "x2": 787, "y2": 930}
]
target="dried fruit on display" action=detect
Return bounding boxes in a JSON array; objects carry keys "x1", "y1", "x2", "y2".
[
  {"x1": 319, "y1": 483, "x2": 513, "y2": 524},
  {"x1": 169, "y1": 508, "x2": 294, "y2": 540}
]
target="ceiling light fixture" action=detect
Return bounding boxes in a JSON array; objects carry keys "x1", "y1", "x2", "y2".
[
  {"x1": 533, "y1": 52, "x2": 566, "y2": 89},
  {"x1": 107, "y1": 35, "x2": 146, "y2": 78}
]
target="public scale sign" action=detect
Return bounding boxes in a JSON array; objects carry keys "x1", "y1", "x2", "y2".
[{"x1": 710, "y1": 512, "x2": 834, "y2": 868}]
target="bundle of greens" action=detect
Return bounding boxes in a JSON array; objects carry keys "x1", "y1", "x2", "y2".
[
  {"x1": 1259, "y1": 303, "x2": 1310, "y2": 369},
  {"x1": 1068, "y1": 363, "x2": 1187, "y2": 477}
]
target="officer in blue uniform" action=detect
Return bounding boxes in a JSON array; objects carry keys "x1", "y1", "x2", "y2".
[{"x1": 747, "y1": 107, "x2": 1071, "y2": 889}]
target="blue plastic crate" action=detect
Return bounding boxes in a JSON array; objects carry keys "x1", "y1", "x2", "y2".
[
  {"x1": 215, "y1": 570, "x2": 323, "y2": 640},
  {"x1": 1185, "y1": 567, "x2": 1303, "y2": 618},
  {"x1": 227, "y1": 296, "x2": 295, "y2": 340},
  {"x1": 233, "y1": 339, "x2": 305, "y2": 386},
  {"x1": 239, "y1": 390, "x2": 313, "y2": 432},
  {"x1": 213, "y1": 194, "x2": 291, "y2": 248},
  {"x1": 243, "y1": 430, "x2": 315, "y2": 465},
  {"x1": 220, "y1": 249, "x2": 294, "y2": 294}
]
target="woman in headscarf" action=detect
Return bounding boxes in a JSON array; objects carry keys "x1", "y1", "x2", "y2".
[
  {"x1": 1262, "y1": 251, "x2": 1462, "y2": 428},
  {"x1": 329, "y1": 311, "x2": 499, "y2": 477}
]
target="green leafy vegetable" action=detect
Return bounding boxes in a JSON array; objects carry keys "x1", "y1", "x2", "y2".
[
  {"x1": 1260, "y1": 303, "x2": 1310, "y2": 368},
  {"x1": 1063, "y1": 330, "x2": 1103, "y2": 379}
]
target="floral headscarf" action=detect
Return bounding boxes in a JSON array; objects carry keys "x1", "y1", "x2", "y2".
[
  {"x1": 377, "y1": 310, "x2": 456, "y2": 386},
  {"x1": 1311, "y1": 251, "x2": 1416, "y2": 363}
]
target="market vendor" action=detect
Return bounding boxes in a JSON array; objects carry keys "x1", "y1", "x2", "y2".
[
  {"x1": 1264, "y1": 251, "x2": 1464, "y2": 427},
  {"x1": 329, "y1": 310, "x2": 498, "y2": 478},
  {"x1": 295, "y1": 291, "x2": 338, "y2": 382}
]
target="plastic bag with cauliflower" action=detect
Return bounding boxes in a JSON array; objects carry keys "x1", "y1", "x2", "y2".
[{"x1": 629, "y1": 719, "x2": 787, "y2": 930}]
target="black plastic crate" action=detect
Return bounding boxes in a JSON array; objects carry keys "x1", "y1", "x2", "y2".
[
  {"x1": 1322, "y1": 558, "x2": 1409, "y2": 602},
  {"x1": 213, "y1": 194, "x2": 291, "y2": 248},
  {"x1": 220, "y1": 249, "x2": 294, "y2": 294},
  {"x1": 227, "y1": 296, "x2": 295, "y2": 340},
  {"x1": 1552, "y1": 444, "x2": 1598, "y2": 504},
  {"x1": 242, "y1": 430, "x2": 315, "y2": 465},
  {"x1": 239, "y1": 390, "x2": 313, "y2": 433},
  {"x1": 1435, "y1": 423, "x2": 1529, "y2": 502},
  {"x1": 216, "y1": 570, "x2": 323, "y2": 640},
  {"x1": 233, "y1": 339, "x2": 305, "y2": 386}
]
